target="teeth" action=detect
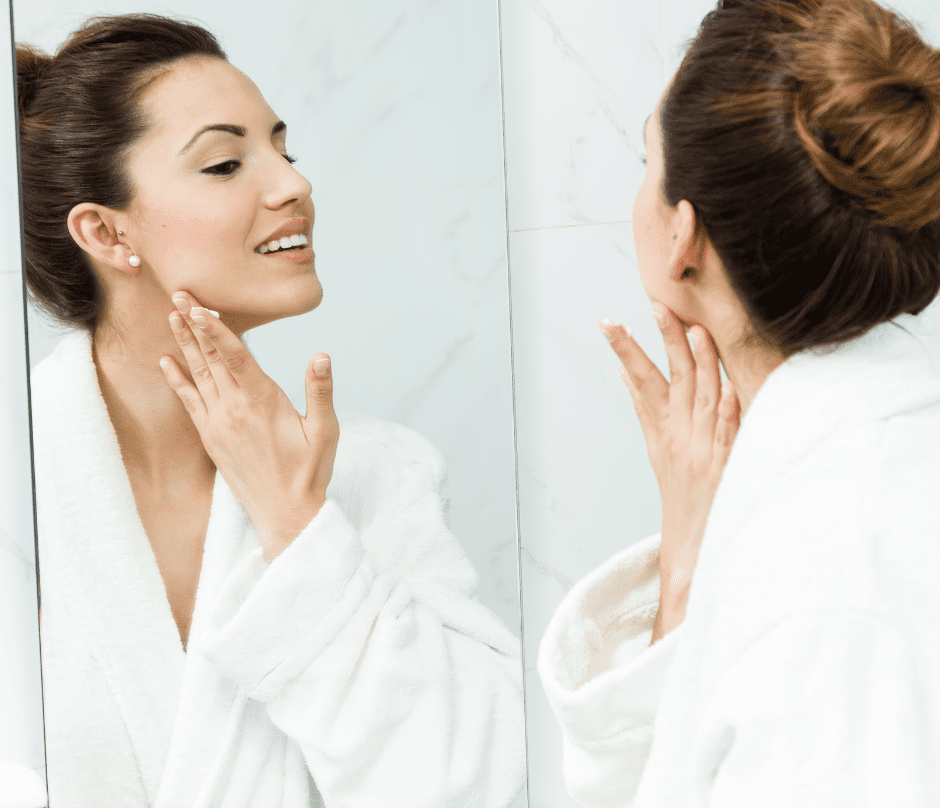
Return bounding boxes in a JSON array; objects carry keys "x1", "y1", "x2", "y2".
[{"x1": 257, "y1": 232, "x2": 309, "y2": 254}]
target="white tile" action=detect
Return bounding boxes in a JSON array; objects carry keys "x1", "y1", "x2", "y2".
[
  {"x1": 522, "y1": 669, "x2": 579, "y2": 808},
  {"x1": 509, "y1": 223, "x2": 666, "y2": 800},
  {"x1": 501, "y1": 0, "x2": 665, "y2": 231}
]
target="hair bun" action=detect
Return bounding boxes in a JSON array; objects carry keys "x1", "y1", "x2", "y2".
[
  {"x1": 785, "y1": 0, "x2": 940, "y2": 231},
  {"x1": 16, "y1": 44, "x2": 54, "y2": 117}
]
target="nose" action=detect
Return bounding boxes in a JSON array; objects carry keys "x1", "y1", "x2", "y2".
[{"x1": 263, "y1": 148, "x2": 313, "y2": 210}]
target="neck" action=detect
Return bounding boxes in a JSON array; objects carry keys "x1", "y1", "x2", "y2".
[
  {"x1": 713, "y1": 332, "x2": 786, "y2": 416},
  {"x1": 92, "y1": 300, "x2": 216, "y2": 489}
]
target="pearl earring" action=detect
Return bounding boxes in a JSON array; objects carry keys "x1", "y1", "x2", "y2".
[
  {"x1": 118, "y1": 231, "x2": 124, "y2": 236},
  {"x1": 128, "y1": 255, "x2": 141, "y2": 267},
  {"x1": 672, "y1": 234, "x2": 676, "y2": 239}
]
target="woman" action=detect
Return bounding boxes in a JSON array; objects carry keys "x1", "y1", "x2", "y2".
[
  {"x1": 18, "y1": 14, "x2": 524, "y2": 808},
  {"x1": 538, "y1": 0, "x2": 940, "y2": 804}
]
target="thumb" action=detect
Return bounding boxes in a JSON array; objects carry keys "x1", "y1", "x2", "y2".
[{"x1": 305, "y1": 352, "x2": 335, "y2": 416}]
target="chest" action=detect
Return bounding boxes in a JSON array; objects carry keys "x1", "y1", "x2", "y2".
[{"x1": 129, "y1": 477, "x2": 214, "y2": 650}]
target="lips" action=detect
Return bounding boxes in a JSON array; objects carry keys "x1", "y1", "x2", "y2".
[{"x1": 254, "y1": 218, "x2": 311, "y2": 253}]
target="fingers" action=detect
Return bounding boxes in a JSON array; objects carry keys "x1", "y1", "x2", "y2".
[
  {"x1": 689, "y1": 325, "x2": 722, "y2": 448},
  {"x1": 600, "y1": 321, "x2": 669, "y2": 422},
  {"x1": 304, "y1": 352, "x2": 335, "y2": 412},
  {"x1": 170, "y1": 291, "x2": 263, "y2": 393},
  {"x1": 652, "y1": 302, "x2": 695, "y2": 440},
  {"x1": 158, "y1": 354, "x2": 208, "y2": 427},
  {"x1": 168, "y1": 310, "x2": 220, "y2": 407},
  {"x1": 713, "y1": 380, "x2": 740, "y2": 467}
]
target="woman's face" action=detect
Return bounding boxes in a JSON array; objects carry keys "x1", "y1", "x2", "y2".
[
  {"x1": 122, "y1": 56, "x2": 320, "y2": 331},
  {"x1": 632, "y1": 92, "x2": 676, "y2": 309}
]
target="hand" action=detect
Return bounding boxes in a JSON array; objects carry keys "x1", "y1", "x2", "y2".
[
  {"x1": 600, "y1": 303, "x2": 740, "y2": 642},
  {"x1": 159, "y1": 291, "x2": 339, "y2": 560}
]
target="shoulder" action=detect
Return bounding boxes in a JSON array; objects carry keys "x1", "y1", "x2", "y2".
[
  {"x1": 334, "y1": 412, "x2": 446, "y2": 482},
  {"x1": 329, "y1": 413, "x2": 450, "y2": 515}
]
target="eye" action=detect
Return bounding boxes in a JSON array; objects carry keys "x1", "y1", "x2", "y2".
[
  {"x1": 203, "y1": 160, "x2": 241, "y2": 176},
  {"x1": 283, "y1": 153, "x2": 297, "y2": 164}
]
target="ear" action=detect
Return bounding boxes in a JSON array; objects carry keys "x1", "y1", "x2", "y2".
[
  {"x1": 67, "y1": 203, "x2": 139, "y2": 276},
  {"x1": 667, "y1": 199, "x2": 703, "y2": 283}
]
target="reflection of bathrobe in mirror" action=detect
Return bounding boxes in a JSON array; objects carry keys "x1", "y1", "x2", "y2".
[
  {"x1": 538, "y1": 313, "x2": 940, "y2": 807},
  {"x1": 33, "y1": 331, "x2": 524, "y2": 808}
]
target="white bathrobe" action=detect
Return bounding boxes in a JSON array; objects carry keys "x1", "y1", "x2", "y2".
[
  {"x1": 33, "y1": 331, "x2": 525, "y2": 808},
  {"x1": 538, "y1": 312, "x2": 940, "y2": 807}
]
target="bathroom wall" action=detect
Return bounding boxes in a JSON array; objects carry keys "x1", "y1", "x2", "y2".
[
  {"x1": 499, "y1": 0, "x2": 940, "y2": 804},
  {"x1": 13, "y1": 0, "x2": 522, "y2": 635},
  {"x1": 0, "y1": 0, "x2": 45, "y2": 785}
]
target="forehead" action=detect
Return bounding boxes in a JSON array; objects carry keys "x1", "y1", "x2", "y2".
[{"x1": 138, "y1": 57, "x2": 276, "y2": 144}]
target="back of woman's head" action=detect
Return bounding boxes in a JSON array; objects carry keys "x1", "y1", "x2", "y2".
[
  {"x1": 662, "y1": 0, "x2": 940, "y2": 355},
  {"x1": 17, "y1": 14, "x2": 226, "y2": 333}
]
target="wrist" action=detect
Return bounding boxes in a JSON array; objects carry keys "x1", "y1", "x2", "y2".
[{"x1": 256, "y1": 495, "x2": 327, "y2": 560}]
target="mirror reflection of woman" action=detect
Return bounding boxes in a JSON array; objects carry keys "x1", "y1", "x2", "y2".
[
  {"x1": 18, "y1": 15, "x2": 524, "y2": 808},
  {"x1": 539, "y1": 0, "x2": 940, "y2": 804}
]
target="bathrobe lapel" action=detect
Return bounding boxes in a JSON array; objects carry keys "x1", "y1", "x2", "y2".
[
  {"x1": 154, "y1": 478, "x2": 257, "y2": 808},
  {"x1": 694, "y1": 317, "x2": 940, "y2": 604},
  {"x1": 42, "y1": 332, "x2": 273, "y2": 806},
  {"x1": 39, "y1": 332, "x2": 187, "y2": 804}
]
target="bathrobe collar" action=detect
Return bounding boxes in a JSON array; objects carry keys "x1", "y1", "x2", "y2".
[
  {"x1": 696, "y1": 314, "x2": 940, "y2": 600},
  {"x1": 35, "y1": 330, "x2": 255, "y2": 805}
]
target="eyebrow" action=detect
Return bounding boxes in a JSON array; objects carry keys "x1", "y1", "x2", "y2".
[{"x1": 178, "y1": 120, "x2": 287, "y2": 155}]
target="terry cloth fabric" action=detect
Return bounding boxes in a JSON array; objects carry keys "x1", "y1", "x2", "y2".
[
  {"x1": 538, "y1": 311, "x2": 940, "y2": 808},
  {"x1": 33, "y1": 330, "x2": 525, "y2": 808}
]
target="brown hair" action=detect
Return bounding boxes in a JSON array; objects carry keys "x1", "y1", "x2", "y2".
[
  {"x1": 661, "y1": 0, "x2": 940, "y2": 355},
  {"x1": 16, "y1": 14, "x2": 227, "y2": 333}
]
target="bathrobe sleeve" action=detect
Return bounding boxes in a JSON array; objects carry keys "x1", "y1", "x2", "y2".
[
  {"x1": 537, "y1": 533, "x2": 686, "y2": 808},
  {"x1": 694, "y1": 612, "x2": 936, "y2": 808},
  {"x1": 198, "y1": 420, "x2": 524, "y2": 808}
]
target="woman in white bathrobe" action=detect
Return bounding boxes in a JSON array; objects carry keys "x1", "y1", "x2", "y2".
[
  {"x1": 18, "y1": 14, "x2": 524, "y2": 808},
  {"x1": 539, "y1": 0, "x2": 940, "y2": 805}
]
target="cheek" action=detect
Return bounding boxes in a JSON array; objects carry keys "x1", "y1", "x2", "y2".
[{"x1": 139, "y1": 193, "x2": 248, "y2": 271}]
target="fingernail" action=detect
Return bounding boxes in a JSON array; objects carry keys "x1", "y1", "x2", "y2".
[
  {"x1": 651, "y1": 302, "x2": 666, "y2": 325},
  {"x1": 191, "y1": 308, "x2": 208, "y2": 328},
  {"x1": 159, "y1": 357, "x2": 171, "y2": 372},
  {"x1": 169, "y1": 313, "x2": 185, "y2": 333},
  {"x1": 207, "y1": 309, "x2": 220, "y2": 318},
  {"x1": 173, "y1": 296, "x2": 190, "y2": 314},
  {"x1": 314, "y1": 357, "x2": 331, "y2": 377},
  {"x1": 618, "y1": 366, "x2": 628, "y2": 380}
]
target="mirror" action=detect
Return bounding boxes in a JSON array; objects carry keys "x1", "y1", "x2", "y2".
[{"x1": 14, "y1": 0, "x2": 525, "y2": 805}]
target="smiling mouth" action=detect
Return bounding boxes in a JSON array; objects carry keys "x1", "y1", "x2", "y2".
[{"x1": 256, "y1": 233, "x2": 310, "y2": 254}]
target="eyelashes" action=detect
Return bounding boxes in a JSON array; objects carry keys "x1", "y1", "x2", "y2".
[{"x1": 202, "y1": 153, "x2": 298, "y2": 176}]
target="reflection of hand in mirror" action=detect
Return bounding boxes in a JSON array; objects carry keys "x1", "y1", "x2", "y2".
[
  {"x1": 600, "y1": 307, "x2": 739, "y2": 644},
  {"x1": 161, "y1": 291, "x2": 338, "y2": 560}
]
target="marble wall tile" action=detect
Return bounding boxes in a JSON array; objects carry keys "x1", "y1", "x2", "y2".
[{"x1": 500, "y1": 0, "x2": 664, "y2": 231}]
